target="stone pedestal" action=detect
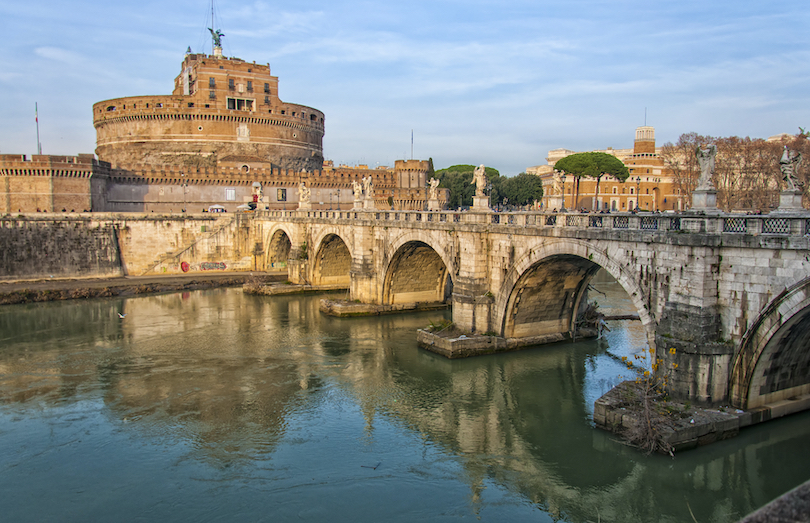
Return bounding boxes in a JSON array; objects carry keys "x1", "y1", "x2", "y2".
[
  {"x1": 547, "y1": 195, "x2": 563, "y2": 212},
  {"x1": 691, "y1": 189, "x2": 718, "y2": 212},
  {"x1": 297, "y1": 201, "x2": 311, "y2": 211},
  {"x1": 773, "y1": 190, "x2": 804, "y2": 213},
  {"x1": 363, "y1": 198, "x2": 375, "y2": 210},
  {"x1": 427, "y1": 198, "x2": 440, "y2": 211},
  {"x1": 472, "y1": 196, "x2": 489, "y2": 211},
  {"x1": 353, "y1": 198, "x2": 363, "y2": 210}
]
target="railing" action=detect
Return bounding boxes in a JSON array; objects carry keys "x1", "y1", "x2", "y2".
[{"x1": 257, "y1": 209, "x2": 810, "y2": 239}]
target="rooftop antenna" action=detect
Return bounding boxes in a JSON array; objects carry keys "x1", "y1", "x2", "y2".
[
  {"x1": 35, "y1": 102, "x2": 42, "y2": 155},
  {"x1": 411, "y1": 130, "x2": 414, "y2": 160}
]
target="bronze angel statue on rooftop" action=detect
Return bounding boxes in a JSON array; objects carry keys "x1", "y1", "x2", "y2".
[{"x1": 208, "y1": 28, "x2": 224, "y2": 48}]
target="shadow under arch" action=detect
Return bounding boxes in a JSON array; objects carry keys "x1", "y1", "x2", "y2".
[
  {"x1": 265, "y1": 226, "x2": 293, "y2": 269},
  {"x1": 730, "y1": 276, "x2": 810, "y2": 409},
  {"x1": 311, "y1": 231, "x2": 352, "y2": 287},
  {"x1": 382, "y1": 240, "x2": 452, "y2": 306},
  {"x1": 494, "y1": 238, "x2": 654, "y2": 342}
]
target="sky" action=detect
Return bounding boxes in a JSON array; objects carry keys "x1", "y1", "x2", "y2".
[{"x1": 1, "y1": 1, "x2": 809, "y2": 176}]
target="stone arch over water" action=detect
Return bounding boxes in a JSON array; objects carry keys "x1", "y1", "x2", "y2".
[
  {"x1": 383, "y1": 240, "x2": 452, "y2": 306},
  {"x1": 730, "y1": 277, "x2": 810, "y2": 409},
  {"x1": 312, "y1": 232, "x2": 352, "y2": 287},
  {"x1": 495, "y1": 238, "x2": 653, "y2": 342},
  {"x1": 266, "y1": 227, "x2": 293, "y2": 269}
]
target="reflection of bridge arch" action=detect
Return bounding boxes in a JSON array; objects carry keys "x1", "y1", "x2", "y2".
[
  {"x1": 730, "y1": 277, "x2": 810, "y2": 409},
  {"x1": 265, "y1": 226, "x2": 294, "y2": 269},
  {"x1": 495, "y1": 238, "x2": 652, "y2": 340},
  {"x1": 311, "y1": 228, "x2": 352, "y2": 287},
  {"x1": 383, "y1": 236, "x2": 452, "y2": 306}
]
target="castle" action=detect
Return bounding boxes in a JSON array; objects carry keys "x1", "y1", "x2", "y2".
[{"x1": 1, "y1": 43, "x2": 445, "y2": 213}]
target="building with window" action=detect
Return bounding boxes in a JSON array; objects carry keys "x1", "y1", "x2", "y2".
[{"x1": 529, "y1": 126, "x2": 683, "y2": 212}]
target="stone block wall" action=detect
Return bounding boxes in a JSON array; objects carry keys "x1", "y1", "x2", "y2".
[{"x1": 0, "y1": 217, "x2": 122, "y2": 280}]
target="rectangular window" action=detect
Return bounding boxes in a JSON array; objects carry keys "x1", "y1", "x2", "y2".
[
  {"x1": 225, "y1": 188, "x2": 236, "y2": 201},
  {"x1": 228, "y1": 78, "x2": 235, "y2": 89},
  {"x1": 247, "y1": 80, "x2": 253, "y2": 92},
  {"x1": 209, "y1": 77, "x2": 215, "y2": 88},
  {"x1": 264, "y1": 96, "x2": 270, "y2": 105},
  {"x1": 209, "y1": 91, "x2": 216, "y2": 100},
  {"x1": 227, "y1": 97, "x2": 254, "y2": 111},
  {"x1": 264, "y1": 83, "x2": 270, "y2": 93},
  {"x1": 277, "y1": 189, "x2": 287, "y2": 202}
]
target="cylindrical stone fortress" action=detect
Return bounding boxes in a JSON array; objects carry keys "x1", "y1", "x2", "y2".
[{"x1": 93, "y1": 52, "x2": 324, "y2": 173}]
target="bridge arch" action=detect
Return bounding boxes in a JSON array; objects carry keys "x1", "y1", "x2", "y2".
[
  {"x1": 494, "y1": 238, "x2": 654, "y2": 341},
  {"x1": 382, "y1": 232, "x2": 454, "y2": 305},
  {"x1": 730, "y1": 277, "x2": 810, "y2": 409},
  {"x1": 311, "y1": 228, "x2": 352, "y2": 287},
  {"x1": 265, "y1": 225, "x2": 295, "y2": 269}
]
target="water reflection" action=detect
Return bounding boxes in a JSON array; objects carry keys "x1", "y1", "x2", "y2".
[{"x1": 0, "y1": 289, "x2": 808, "y2": 522}]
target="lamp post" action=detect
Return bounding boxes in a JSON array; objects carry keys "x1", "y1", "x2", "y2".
[
  {"x1": 560, "y1": 173, "x2": 567, "y2": 212},
  {"x1": 635, "y1": 176, "x2": 641, "y2": 211},
  {"x1": 487, "y1": 182, "x2": 493, "y2": 209}
]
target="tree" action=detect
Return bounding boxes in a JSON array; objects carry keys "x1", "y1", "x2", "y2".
[
  {"x1": 554, "y1": 152, "x2": 629, "y2": 210},
  {"x1": 500, "y1": 172, "x2": 544, "y2": 208}
]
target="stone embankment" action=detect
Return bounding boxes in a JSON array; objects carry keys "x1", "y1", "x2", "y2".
[{"x1": 0, "y1": 273, "x2": 284, "y2": 305}]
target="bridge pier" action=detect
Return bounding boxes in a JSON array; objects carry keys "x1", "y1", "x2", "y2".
[
  {"x1": 656, "y1": 302, "x2": 734, "y2": 405},
  {"x1": 451, "y1": 278, "x2": 493, "y2": 334}
]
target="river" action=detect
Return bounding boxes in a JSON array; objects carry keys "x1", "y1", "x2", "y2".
[{"x1": 0, "y1": 285, "x2": 808, "y2": 522}]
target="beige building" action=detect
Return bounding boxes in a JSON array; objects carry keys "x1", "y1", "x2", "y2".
[{"x1": 530, "y1": 126, "x2": 683, "y2": 212}]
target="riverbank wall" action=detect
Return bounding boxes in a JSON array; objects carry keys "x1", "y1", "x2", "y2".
[{"x1": 1, "y1": 213, "x2": 263, "y2": 281}]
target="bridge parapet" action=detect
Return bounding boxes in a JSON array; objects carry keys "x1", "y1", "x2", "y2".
[{"x1": 260, "y1": 209, "x2": 810, "y2": 244}]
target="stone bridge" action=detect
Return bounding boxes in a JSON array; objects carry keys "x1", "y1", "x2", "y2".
[{"x1": 253, "y1": 208, "x2": 810, "y2": 413}]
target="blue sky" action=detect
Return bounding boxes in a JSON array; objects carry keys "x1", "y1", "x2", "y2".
[{"x1": 2, "y1": 0, "x2": 809, "y2": 175}]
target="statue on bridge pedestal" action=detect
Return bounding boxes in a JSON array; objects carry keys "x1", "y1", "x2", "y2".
[
  {"x1": 691, "y1": 144, "x2": 719, "y2": 212},
  {"x1": 362, "y1": 176, "x2": 375, "y2": 209},
  {"x1": 298, "y1": 181, "x2": 311, "y2": 210},
  {"x1": 427, "y1": 177, "x2": 440, "y2": 211},
  {"x1": 780, "y1": 146, "x2": 803, "y2": 192},
  {"x1": 351, "y1": 180, "x2": 363, "y2": 209},
  {"x1": 428, "y1": 178, "x2": 439, "y2": 200},
  {"x1": 695, "y1": 144, "x2": 717, "y2": 191},
  {"x1": 472, "y1": 165, "x2": 487, "y2": 197}
]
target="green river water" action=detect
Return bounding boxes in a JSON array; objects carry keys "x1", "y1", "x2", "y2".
[{"x1": 0, "y1": 285, "x2": 808, "y2": 522}]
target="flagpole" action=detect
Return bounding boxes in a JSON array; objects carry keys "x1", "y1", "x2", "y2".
[
  {"x1": 411, "y1": 129, "x2": 413, "y2": 160},
  {"x1": 35, "y1": 102, "x2": 42, "y2": 155}
]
